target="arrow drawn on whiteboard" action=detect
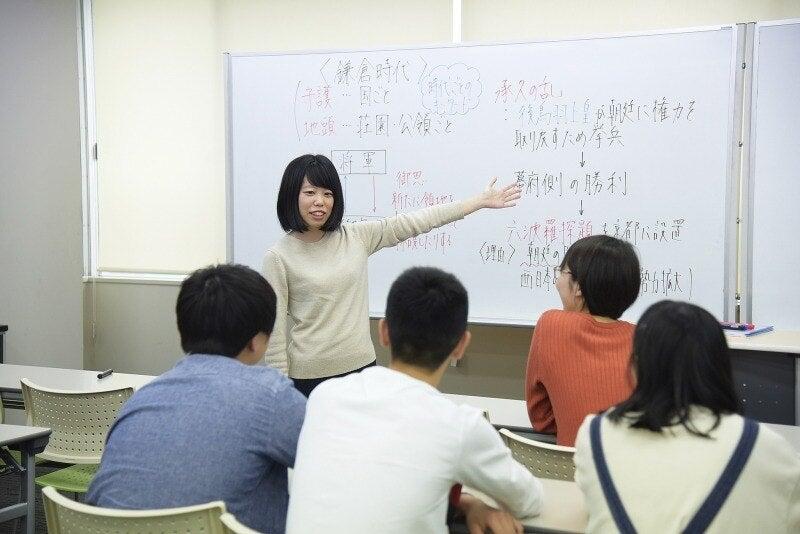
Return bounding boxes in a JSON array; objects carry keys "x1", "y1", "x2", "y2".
[
  {"x1": 372, "y1": 176, "x2": 377, "y2": 212},
  {"x1": 580, "y1": 151, "x2": 585, "y2": 168},
  {"x1": 293, "y1": 81, "x2": 301, "y2": 142},
  {"x1": 319, "y1": 58, "x2": 330, "y2": 85},
  {"x1": 579, "y1": 200, "x2": 584, "y2": 216}
]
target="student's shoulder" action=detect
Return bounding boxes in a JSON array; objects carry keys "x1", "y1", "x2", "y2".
[
  {"x1": 755, "y1": 422, "x2": 800, "y2": 464},
  {"x1": 306, "y1": 371, "x2": 361, "y2": 405},
  {"x1": 437, "y1": 396, "x2": 490, "y2": 427},
  {"x1": 235, "y1": 364, "x2": 300, "y2": 399},
  {"x1": 615, "y1": 319, "x2": 636, "y2": 333},
  {"x1": 535, "y1": 309, "x2": 579, "y2": 332},
  {"x1": 574, "y1": 412, "x2": 601, "y2": 445}
]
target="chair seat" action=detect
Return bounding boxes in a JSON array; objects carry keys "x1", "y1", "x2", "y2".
[{"x1": 36, "y1": 464, "x2": 99, "y2": 494}]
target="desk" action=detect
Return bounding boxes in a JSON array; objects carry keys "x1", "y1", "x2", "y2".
[
  {"x1": 0, "y1": 364, "x2": 154, "y2": 411},
  {"x1": 0, "y1": 364, "x2": 154, "y2": 393},
  {"x1": 0, "y1": 325, "x2": 7, "y2": 364},
  {"x1": 445, "y1": 394, "x2": 531, "y2": 430},
  {"x1": 446, "y1": 394, "x2": 800, "y2": 453},
  {"x1": 725, "y1": 330, "x2": 800, "y2": 424},
  {"x1": 459, "y1": 479, "x2": 586, "y2": 534},
  {"x1": 0, "y1": 424, "x2": 51, "y2": 534}
]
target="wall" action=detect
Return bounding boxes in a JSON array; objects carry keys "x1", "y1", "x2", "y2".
[
  {"x1": 86, "y1": 1, "x2": 800, "y2": 399},
  {"x1": 84, "y1": 278, "x2": 531, "y2": 398},
  {"x1": 463, "y1": 0, "x2": 800, "y2": 41},
  {"x1": 0, "y1": 0, "x2": 84, "y2": 369}
]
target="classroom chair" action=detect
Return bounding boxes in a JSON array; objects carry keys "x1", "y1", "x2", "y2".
[
  {"x1": 42, "y1": 486, "x2": 227, "y2": 533},
  {"x1": 20, "y1": 378, "x2": 133, "y2": 495},
  {"x1": 221, "y1": 512, "x2": 262, "y2": 534},
  {"x1": 0, "y1": 393, "x2": 45, "y2": 476},
  {"x1": 0, "y1": 401, "x2": 13, "y2": 474},
  {"x1": 499, "y1": 428, "x2": 576, "y2": 481}
]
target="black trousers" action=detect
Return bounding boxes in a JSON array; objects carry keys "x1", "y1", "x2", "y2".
[{"x1": 292, "y1": 360, "x2": 377, "y2": 397}]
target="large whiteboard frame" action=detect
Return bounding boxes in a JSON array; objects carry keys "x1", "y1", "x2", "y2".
[
  {"x1": 744, "y1": 18, "x2": 800, "y2": 329},
  {"x1": 225, "y1": 25, "x2": 742, "y2": 326}
]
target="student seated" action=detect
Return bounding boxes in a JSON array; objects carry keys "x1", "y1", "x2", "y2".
[
  {"x1": 86, "y1": 264, "x2": 306, "y2": 533},
  {"x1": 525, "y1": 235, "x2": 640, "y2": 446},
  {"x1": 286, "y1": 266, "x2": 544, "y2": 534},
  {"x1": 574, "y1": 300, "x2": 800, "y2": 533}
]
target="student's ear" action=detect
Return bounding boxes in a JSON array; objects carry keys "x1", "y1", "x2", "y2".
[
  {"x1": 450, "y1": 330, "x2": 472, "y2": 362},
  {"x1": 245, "y1": 335, "x2": 257, "y2": 353},
  {"x1": 378, "y1": 318, "x2": 390, "y2": 348},
  {"x1": 245, "y1": 333, "x2": 264, "y2": 352},
  {"x1": 238, "y1": 333, "x2": 269, "y2": 365},
  {"x1": 573, "y1": 280, "x2": 583, "y2": 298}
]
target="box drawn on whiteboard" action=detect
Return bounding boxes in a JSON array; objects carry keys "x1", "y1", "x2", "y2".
[{"x1": 330, "y1": 149, "x2": 387, "y2": 175}]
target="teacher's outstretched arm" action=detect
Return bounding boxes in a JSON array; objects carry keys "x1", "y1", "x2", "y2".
[
  {"x1": 352, "y1": 178, "x2": 522, "y2": 255},
  {"x1": 462, "y1": 177, "x2": 522, "y2": 214}
]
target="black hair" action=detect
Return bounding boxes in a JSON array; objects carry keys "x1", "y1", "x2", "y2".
[
  {"x1": 176, "y1": 264, "x2": 277, "y2": 358},
  {"x1": 608, "y1": 300, "x2": 741, "y2": 437},
  {"x1": 385, "y1": 266, "x2": 469, "y2": 371},
  {"x1": 560, "y1": 235, "x2": 640, "y2": 319},
  {"x1": 276, "y1": 154, "x2": 344, "y2": 232}
]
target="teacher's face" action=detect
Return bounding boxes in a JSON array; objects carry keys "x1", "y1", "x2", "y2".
[{"x1": 298, "y1": 177, "x2": 334, "y2": 231}]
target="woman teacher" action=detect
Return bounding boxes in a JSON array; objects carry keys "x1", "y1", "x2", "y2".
[{"x1": 263, "y1": 154, "x2": 520, "y2": 396}]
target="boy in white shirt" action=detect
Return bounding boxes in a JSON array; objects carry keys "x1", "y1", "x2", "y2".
[{"x1": 287, "y1": 266, "x2": 544, "y2": 534}]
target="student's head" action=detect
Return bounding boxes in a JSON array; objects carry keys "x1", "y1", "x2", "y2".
[
  {"x1": 557, "y1": 235, "x2": 640, "y2": 319},
  {"x1": 380, "y1": 267, "x2": 470, "y2": 372},
  {"x1": 176, "y1": 264, "x2": 276, "y2": 362},
  {"x1": 608, "y1": 300, "x2": 741, "y2": 437},
  {"x1": 276, "y1": 154, "x2": 344, "y2": 232}
]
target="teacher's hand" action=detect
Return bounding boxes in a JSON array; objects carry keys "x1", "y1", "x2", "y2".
[
  {"x1": 481, "y1": 177, "x2": 521, "y2": 209},
  {"x1": 463, "y1": 178, "x2": 522, "y2": 215}
]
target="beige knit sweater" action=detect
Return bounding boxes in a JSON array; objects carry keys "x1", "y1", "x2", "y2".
[
  {"x1": 262, "y1": 201, "x2": 465, "y2": 379},
  {"x1": 575, "y1": 408, "x2": 800, "y2": 533}
]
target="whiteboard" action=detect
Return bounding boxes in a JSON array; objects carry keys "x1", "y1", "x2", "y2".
[
  {"x1": 749, "y1": 20, "x2": 800, "y2": 329},
  {"x1": 227, "y1": 27, "x2": 738, "y2": 325}
]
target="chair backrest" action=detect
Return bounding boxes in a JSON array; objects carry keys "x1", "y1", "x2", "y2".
[
  {"x1": 220, "y1": 513, "x2": 262, "y2": 534},
  {"x1": 43, "y1": 486, "x2": 227, "y2": 534},
  {"x1": 20, "y1": 378, "x2": 133, "y2": 463},
  {"x1": 499, "y1": 428, "x2": 576, "y2": 481}
]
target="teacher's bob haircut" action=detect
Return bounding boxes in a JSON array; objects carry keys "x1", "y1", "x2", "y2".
[
  {"x1": 176, "y1": 264, "x2": 277, "y2": 358},
  {"x1": 276, "y1": 154, "x2": 345, "y2": 232}
]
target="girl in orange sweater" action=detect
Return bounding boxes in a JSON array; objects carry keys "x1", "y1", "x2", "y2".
[{"x1": 525, "y1": 235, "x2": 640, "y2": 446}]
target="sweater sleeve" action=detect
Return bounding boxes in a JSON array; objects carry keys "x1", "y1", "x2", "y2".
[
  {"x1": 262, "y1": 250, "x2": 289, "y2": 375},
  {"x1": 526, "y1": 315, "x2": 557, "y2": 434},
  {"x1": 350, "y1": 201, "x2": 466, "y2": 255},
  {"x1": 456, "y1": 412, "x2": 544, "y2": 519}
]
